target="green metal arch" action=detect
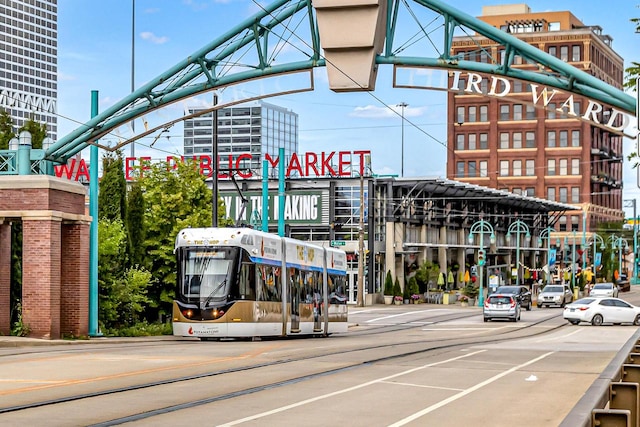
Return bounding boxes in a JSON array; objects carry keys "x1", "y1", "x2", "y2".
[{"x1": 47, "y1": 0, "x2": 635, "y2": 163}]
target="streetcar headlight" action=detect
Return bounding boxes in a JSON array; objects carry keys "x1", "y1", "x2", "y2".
[{"x1": 182, "y1": 309, "x2": 194, "y2": 319}]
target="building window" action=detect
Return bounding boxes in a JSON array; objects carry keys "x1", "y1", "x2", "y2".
[
  {"x1": 559, "y1": 159, "x2": 568, "y2": 176},
  {"x1": 571, "y1": 215, "x2": 579, "y2": 231},
  {"x1": 525, "y1": 131, "x2": 535, "y2": 148},
  {"x1": 560, "y1": 46, "x2": 569, "y2": 62},
  {"x1": 479, "y1": 160, "x2": 488, "y2": 177},
  {"x1": 559, "y1": 131, "x2": 568, "y2": 147},
  {"x1": 500, "y1": 160, "x2": 509, "y2": 176},
  {"x1": 571, "y1": 158, "x2": 580, "y2": 175},
  {"x1": 549, "y1": 22, "x2": 560, "y2": 31},
  {"x1": 559, "y1": 187, "x2": 568, "y2": 203},
  {"x1": 547, "y1": 159, "x2": 556, "y2": 176},
  {"x1": 548, "y1": 103, "x2": 556, "y2": 119},
  {"x1": 468, "y1": 134, "x2": 477, "y2": 150},
  {"x1": 513, "y1": 188, "x2": 522, "y2": 195},
  {"x1": 456, "y1": 106, "x2": 465, "y2": 124},
  {"x1": 513, "y1": 132, "x2": 522, "y2": 149},
  {"x1": 571, "y1": 45, "x2": 581, "y2": 62},
  {"x1": 548, "y1": 187, "x2": 556, "y2": 201},
  {"x1": 526, "y1": 104, "x2": 536, "y2": 120},
  {"x1": 547, "y1": 131, "x2": 556, "y2": 147},
  {"x1": 469, "y1": 161, "x2": 477, "y2": 177},
  {"x1": 456, "y1": 161, "x2": 465, "y2": 177},
  {"x1": 456, "y1": 134, "x2": 465, "y2": 150},
  {"x1": 500, "y1": 104, "x2": 510, "y2": 120},
  {"x1": 571, "y1": 187, "x2": 580, "y2": 203},
  {"x1": 479, "y1": 105, "x2": 488, "y2": 122},
  {"x1": 513, "y1": 160, "x2": 522, "y2": 176},
  {"x1": 525, "y1": 187, "x2": 535, "y2": 197},
  {"x1": 571, "y1": 130, "x2": 580, "y2": 147},
  {"x1": 525, "y1": 160, "x2": 535, "y2": 176},
  {"x1": 548, "y1": 46, "x2": 557, "y2": 57},
  {"x1": 500, "y1": 133, "x2": 509, "y2": 149},
  {"x1": 559, "y1": 215, "x2": 567, "y2": 231},
  {"x1": 468, "y1": 106, "x2": 477, "y2": 122},
  {"x1": 479, "y1": 133, "x2": 488, "y2": 149},
  {"x1": 513, "y1": 104, "x2": 523, "y2": 120}
]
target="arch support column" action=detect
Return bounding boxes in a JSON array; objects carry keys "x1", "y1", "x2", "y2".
[{"x1": 0, "y1": 223, "x2": 10, "y2": 335}]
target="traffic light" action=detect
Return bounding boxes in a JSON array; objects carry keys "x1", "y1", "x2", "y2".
[{"x1": 478, "y1": 249, "x2": 486, "y2": 266}]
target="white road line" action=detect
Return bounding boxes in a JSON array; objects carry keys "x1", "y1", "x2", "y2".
[
  {"x1": 380, "y1": 381, "x2": 465, "y2": 392},
  {"x1": 535, "y1": 328, "x2": 583, "y2": 342},
  {"x1": 387, "y1": 351, "x2": 554, "y2": 427},
  {"x1": 216, "y1": 350, "x2": 487, "y2": 427},
  {"x1": 365, "y1": 309, "x2": 437, "y2": 323},
  {"x1": 422, "y1": 328, "x2": 492, "y2": 331}
]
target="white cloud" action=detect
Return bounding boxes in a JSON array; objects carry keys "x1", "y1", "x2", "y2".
[
  {"x1": 140, "y1": 32, "x2": 169, "y2": 45},
  {"x1": 349, "y1": 104, "x2": 426, "y2": 119}
]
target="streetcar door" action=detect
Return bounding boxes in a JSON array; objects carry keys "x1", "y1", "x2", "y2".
[
  {"x1": 347, "y1": 271, "x2": 358, "y2": 304},
  {"x1": 289, "y1": 269, "x2": 301, "y2": 333}
]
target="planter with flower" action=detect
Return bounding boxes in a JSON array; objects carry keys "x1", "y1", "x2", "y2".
[
  {"x1": 410, "y1": 294, "x2": 421, "y2": 303},
  {"x1": 458, "y1": 295, "x2": 470, "y2": 306},
  {"x1": 393, "y1": 277, "x2": 403, "y2": 305},
  {"x1": 461, "y1": 281, "x2": 479, "y2": 307}
]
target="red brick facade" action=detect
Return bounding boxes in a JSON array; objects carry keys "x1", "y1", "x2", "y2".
[{"x1": 0, "y1": 176, "x2": 91, "y2": 339}]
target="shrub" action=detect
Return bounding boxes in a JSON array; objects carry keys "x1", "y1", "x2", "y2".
[
  {"x1": 393, "y1": 277, "x2": 402, "y2": 297},
  {"x1": 384, "y1": 271, "x2": 394, "y2": 296}
]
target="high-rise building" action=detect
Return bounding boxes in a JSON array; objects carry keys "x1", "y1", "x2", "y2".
[
  {"x1": 447, "y1": 4, "x2": 625, "y2": 233},
  {"x1": 184, "y1": 100, "x2": 298, "y2": 174},
  {"x1": 0, "y1": 0, "x2": 58, "y2": 138}
]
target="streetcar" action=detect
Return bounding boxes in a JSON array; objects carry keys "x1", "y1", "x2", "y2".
[{"x1": 172, "y1": 227, "x2": 348, "y2": 339}]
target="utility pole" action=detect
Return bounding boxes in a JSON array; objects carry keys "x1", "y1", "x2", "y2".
[
  {"x1": 212, "y1": 93, "x2": 219, "y2": 227},
  {"x1": 357, "y1": 172, "x2": 365, "y2": 307}
]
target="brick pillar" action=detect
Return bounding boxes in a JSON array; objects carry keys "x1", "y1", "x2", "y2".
[
  {"x1": 0, "y1": 223, "x2": 11, "y2": 335},
  {"x1": 60, "y1": 222, "x2": 90, "y2": 337},
  {"x1": 22, "y1": 219, "x2": 61, "y2": 339}
]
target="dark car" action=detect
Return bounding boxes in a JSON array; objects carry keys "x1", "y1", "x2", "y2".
[{"x1": 495, "y1": 285, "x2": 532, "y2": 311}]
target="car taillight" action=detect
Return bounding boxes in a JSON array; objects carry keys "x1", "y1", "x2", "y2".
[
  {"x1": 510, "y1": 300, "x2": 516, "y2": 308},
  {"x1": 579, "y1": 307, "x2": 589, "y2": 311},
  {"x1": 484, "y1": 300, "x2": 489, "y2": 308}
]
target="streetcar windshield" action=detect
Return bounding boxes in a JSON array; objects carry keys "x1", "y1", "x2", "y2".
[{"x1": 179, "y1": 247, "x2": 238, "y2": 306}]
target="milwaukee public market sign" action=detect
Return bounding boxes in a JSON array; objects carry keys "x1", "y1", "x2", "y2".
[
  {"x1": 221, "y1": 190, "x2": 325, "y2": 224},
  {"x1": 53, "y1": 150, "x2": 371, "y2": 182},
  {"x1": 449, "y1": 71, "x2": 636, "y2": 134}
]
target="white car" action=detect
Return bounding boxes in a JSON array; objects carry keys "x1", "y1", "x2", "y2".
[
  {"x1": 589, "y1": 282, "x2": 619, "y2": 298},
  {"x1": 537, "y1": 284, "x2": 573, "y2": 308},
  {"x1": 563, "y1": 297, "x2": 640, "y2": 326}
]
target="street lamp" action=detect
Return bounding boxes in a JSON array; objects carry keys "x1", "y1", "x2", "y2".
[
  {"x1": 505, "y1": 220, "x2": 531, "y2": 286},
  {"x1": 537, "y1": 227, "x2": 555, "y2": 286},
  {"x1": 610, "y1": 235, "x2": 628, "y2": 281},
  {"x1": 468, "y1": 219, "x2": 496, "y2": 307},
  {"x1": 397, "y1": 102, "x2": 408, "y2": 177},
  {"x1": 587, "y1": 233, "x2": 606, "y2": 284}
]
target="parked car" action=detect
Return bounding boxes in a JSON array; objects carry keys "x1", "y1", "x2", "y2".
[
  {"x1": 483, "y1": 294, "x2": 521, "y2": 322},
  {"x1": 589, "y1": 282, "x2": 619, "y2": 298},
  {"x1": 563, "y1": 297, "x2": 640, "y2": 326},
  {"x1": 537, "y1": 284, "x2": 573, "y2": 308},
  {"x1": 496, "y1": 285, "x2": 532, "y2": 311}
]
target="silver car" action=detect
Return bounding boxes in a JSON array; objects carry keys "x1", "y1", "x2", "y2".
[
  {"x1": 537, "y1": 284, "x2": 573, "y2": 308},
  {"x1": 483, "y1": 294, "x2": 521, "y2": 322}
]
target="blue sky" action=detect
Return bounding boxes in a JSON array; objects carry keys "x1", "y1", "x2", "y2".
[{"x1": 56, "y1": 0, "x2": 640, "y2": 215}]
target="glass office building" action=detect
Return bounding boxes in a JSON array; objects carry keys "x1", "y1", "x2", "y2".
[
  {"x1": 0, "y1": 0, "x2": 58, "y2": 137},
  {"x1": 184, "y1": 100, "x2": 298, "y2": 173}
]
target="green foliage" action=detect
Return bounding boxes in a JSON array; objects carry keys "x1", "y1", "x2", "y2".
[
  {"x1": 102, "y1": 321, "x2": 173, "y2": 337},
  {"x1": 98, "y1": 218, "x2": 128, "y2": 327},
  {"x1": 0, "y1": 109, "x2": 15, "y2": 150},
  {"x1": 384, "y1": 271, "x2": 393, "y2": 296},
  {"x1": 126, "y1": 181, "x2": 146, "y2": 268},
  {"x1": 99, "y1": 151, "x2": 127, "y2": 222},
  {"x1": 18, "y1": 116, "x2": 47, "y2": 149},
  {"x1": 136, "y1": 159, "x2": 216, "y2": 319},
  {"x1": 415, "y1": 261, "x2": 438, "y2": 293},
  {"x1": 407, "y1": 276, "x2": 419, "y2": 295},
  {"x1": 403, "y1": 279, "x2": 411, "y2": 299},
  {"x1": 461, "y1": 281, "x2": 479, "y2": 299},
  {"x1": 10, "y1": 222, "x2": 22, "y2": 326},
  {"x1": 393, "y1": 277, "x2": 402, "y2": 297},
  {"x1": 10, "y1": 303, "x2": 31, "y2": 337}
]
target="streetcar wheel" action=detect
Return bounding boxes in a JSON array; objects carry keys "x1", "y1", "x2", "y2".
[{"x1": 591, "y1": 314, "x2": 604, "y2": 326}]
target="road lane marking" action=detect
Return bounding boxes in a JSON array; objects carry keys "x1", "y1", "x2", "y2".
[
  {"x1": 380, "y1": 381, "x2": 465, "y2": 392},
  {"x1": 388, "y1": 351, "x2": 554, "y2": 427},
  {"x1": 216, "y1": 350, "x2": 487, "y2": 426},
  {"x1": 535, "y1": 328, "x2": 583, "y2": 342},
  {"x1": 366, "y1": 310, "x2": 448, "y2": 323}
]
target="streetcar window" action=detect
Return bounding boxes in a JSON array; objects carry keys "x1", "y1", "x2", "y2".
[
  {"x1": 180, "y1": 248, "x2": 237, "y2": 302},
  {"x1": 238, "y1": 261, "x2": 256, "y2": 300},
  {"x1": 256, "y1": 264, "x2": 281, "y2": 301}
]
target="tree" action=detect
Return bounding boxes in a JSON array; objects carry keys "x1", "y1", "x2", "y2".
[
  {"x1": 99, "y1": 151, "x2": 127, "y2": 222},
  {"x1": 393, "y1": 277, "x2": 402, "y2": 298},
  {"x1": 624, "y1": 17, "x2": 640, "y2": 90},
  {"x1": 97, "y1": 218, "x2": 128, "y2": 330},
  {"x1": 415, "y1": 261, "x2": 438, "y2": 293},
  {"x1": 384, "y1": 271, "x2": 393, "y2": 296},
  {"x1": 126, "y1": 181, "x2": 146, "y2": 268},
  {"x1": 136, "y1": 159, "x2": 222, "y2": 320},
  {"x1": 0, "y1": 109, "x2": 15, "y2": 150}
]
